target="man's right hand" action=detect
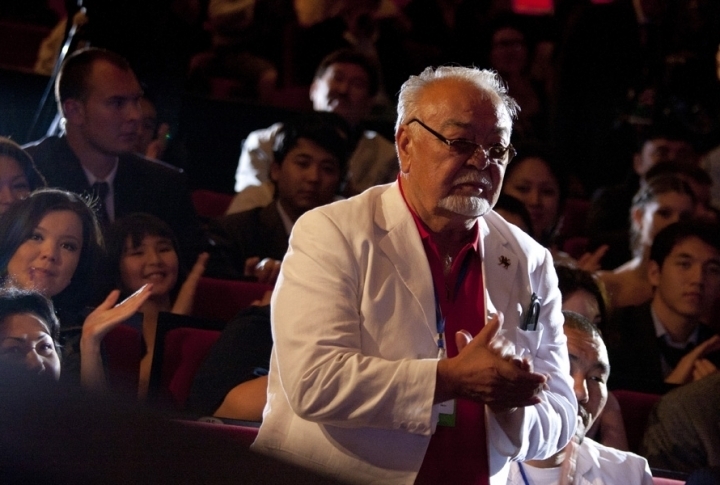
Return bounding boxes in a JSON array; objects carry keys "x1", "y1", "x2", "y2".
[{"x1": 435, "y1": 312, "x2": 547, "y2": 414}]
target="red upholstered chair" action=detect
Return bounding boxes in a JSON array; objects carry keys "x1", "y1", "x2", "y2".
[
  {"x1": 104, "y1": 323, "x2": 143, "y2": 394},
  {"x1": 191, "y1": 189, "x2": 234, "y2": 219},
  {"x1": 562, "y1": 236, "x2": 590, "y2": 260},
  {"x1": 148, "y1": 312, "x2": 226, "y2": 409},
  {"x1": 612, "y1": 389, "x2": 662, "y2": 454},
  {"x1": 192, "y1": 277, "x2": 273, "y2": 322}
]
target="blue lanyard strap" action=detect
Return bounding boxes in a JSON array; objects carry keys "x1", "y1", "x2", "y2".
[{"x1": 433, "y1": 253, "x2": 473, "y2": 358}]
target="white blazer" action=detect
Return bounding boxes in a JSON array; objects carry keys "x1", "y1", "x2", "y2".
[{"x1": 253, "y1": 183, "x2": 577, "y2": 485}]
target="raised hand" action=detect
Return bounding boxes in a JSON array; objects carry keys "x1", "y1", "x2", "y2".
[
  {"x1": 172, "y1": 252, "x2": 209, "y2": 315},
  {"x1": 80, "y1": 284, "x2": 154, "y2": 389}
]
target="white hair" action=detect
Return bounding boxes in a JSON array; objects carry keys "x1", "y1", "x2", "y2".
[{"x1": 394, "y1": 66, "x2": 520, "y2": 133}]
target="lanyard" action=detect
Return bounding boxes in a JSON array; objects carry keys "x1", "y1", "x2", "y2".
[{"x1": 433, "y1": 253, "x2": 472, "y2": 359}]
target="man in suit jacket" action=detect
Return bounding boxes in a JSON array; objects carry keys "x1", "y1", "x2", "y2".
[
  {"x1": 205, "y1": 113, "x2": 349, "y2": 282},
  {"x1": 606, "y1": 220, "x2": 720, "y2": 395},
  {"x1": 23, "y1": 47, "x2": 203, "y2": 263},
  {"x1": 253, "y1": 66, "x2": 576, "y2": 485}
]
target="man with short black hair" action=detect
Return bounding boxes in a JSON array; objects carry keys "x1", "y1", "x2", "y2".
[
  {"x1": 606, "y1": 220, "x2": 720, "y2": 394},
  {"x1": 24, "y1": 47, "x2": 203, "y2": 262},
  {"x1": 205, "y1": 112, "x2": 350, "y2": 283},
  {"x1": 228, "y1": 48, "x2": 397, "y2": 214}
]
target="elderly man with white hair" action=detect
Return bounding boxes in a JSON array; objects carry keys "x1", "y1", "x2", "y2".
[{"x1": 252, "y1": 65, "x2": 577, "y2": 485}]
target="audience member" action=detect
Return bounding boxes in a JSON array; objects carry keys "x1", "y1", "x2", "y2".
[
  {"x1": 207, "y1": 112, "x2": 349, "y2": 283},
  {"x1": 0, "y1": 289, "x2": 61, "y2": 382},
  {"x1": 106, "y1": 213, "x2": 209, "y2": 398},
  {"x1": 507, "y1": 311, "x2": 652, "y2": 485},
  {"x1": 598, "y1": 174, "x2": 696, "y2": 311},
  {"x1": 605, "y1": 220, "x2": 720, "y2": 394},
  {"x1": 485, "y1": 14, "x2": 548, "y2": 142},
  {"x1": 230, "y1": 48, "x2": 397, "y2": 212},
  {"x1": 135, "y1": 95, "x2": 171, "y2": 161},
  {"x1": 0, "y1": 189, "x2": 152, "y2": 389},
  {"x1": 555, "y1": 264, "x2": 628, "y2": 451},
  {"x1": 642, "y1": 373, "x2": 720, "y2": 474},
  {"x1": 186, "y1": 0, "x2": 281, "y2": 103},
  {"x1": 500, "y1": 144, "x2": 565, "y2": 246},
  {"x1": 186, "y1": 303, "x2": 272, "y2": 421},
  {"x1": 644, "y1": 161, "x2": 717, "y2": 223},
  {"x1": 493, "y1": 193, "x2": 533, "y2": 235},
  {"x1": 0, "y1": 137, "x2": 45, "y2": 214},
  {"x1": 22, "y1": 47, "x2": 203, "y2": 264},
  {"x1": 587, "y1": 124, "x2": 699, "y2": 269},
  {"x1": 252, "y1": 65, "x2": 577, "y2": 484},
  {"x1": 500, "y1": 145, "x2": 606, "y2": 272}
]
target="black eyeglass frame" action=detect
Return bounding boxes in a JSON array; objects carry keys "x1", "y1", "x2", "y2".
[{"x1": 406, "y1": 118, "x2": 517, "y2": 165}]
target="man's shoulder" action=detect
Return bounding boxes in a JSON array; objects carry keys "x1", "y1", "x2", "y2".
[
  {"x1": 120, "y1": 152, "x2": 184, "y2": 176},
  {"x1": 296, "y1": 184, "x2": 396, "y2": 233},
  {"x1": 22, "y1": 136, "x2": 70, "y2": 163},
  {"x1": 485, "y1": 211, "x2": 547, "y2": 256},
  {"x1": 247, "y1": 122, "x2": 284, "y2": 143},
  {"x1": 217, "y1": 205, "x2": 266, "y2": 230},
  {"x1": 583, "y1": 438, "x2": 650, "y2": 470}
]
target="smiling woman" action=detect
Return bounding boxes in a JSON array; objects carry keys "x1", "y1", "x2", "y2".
[
  {"x1": 0, "y1": 189, "x2": 154, "y2": 389},
  {"x1": 105, "y1": 213, "x2": 208, "y2": 397}
]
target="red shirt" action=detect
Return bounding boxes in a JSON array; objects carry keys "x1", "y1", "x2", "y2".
[{"x1": 399, "y1": 184, "x2": 489, "y2": 485}]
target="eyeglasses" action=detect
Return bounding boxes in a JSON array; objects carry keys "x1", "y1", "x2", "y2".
[{"x1": 407, "y1": 118, "x2": 516, "y2": 166}]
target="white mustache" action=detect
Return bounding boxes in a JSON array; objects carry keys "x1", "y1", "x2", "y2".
[{"x1": 451, "y1": 172, "x2": 492, "y2": 189}]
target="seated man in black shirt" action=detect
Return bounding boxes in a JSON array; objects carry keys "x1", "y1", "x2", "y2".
[{"x1": 205, "y1": 112, "x2": 351, "y2": 283}]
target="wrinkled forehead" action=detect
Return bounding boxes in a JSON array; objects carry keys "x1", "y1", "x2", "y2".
[{"x1": 418, "y1": 79, "x2": 513, "y2": 135}]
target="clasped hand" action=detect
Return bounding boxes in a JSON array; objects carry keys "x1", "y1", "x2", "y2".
[{"x1": 436, "y1": 312, "x2": 547, "y2": 414}]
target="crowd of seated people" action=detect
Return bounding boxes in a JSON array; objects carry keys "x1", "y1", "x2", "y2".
[{"x1": 3, "y1": 0, "x2": 720, "y2": 482}]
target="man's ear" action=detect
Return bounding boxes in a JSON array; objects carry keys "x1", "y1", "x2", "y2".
[
  {"x1": 62, "y1": 99, "x2": 84, "y2": 126},
  {"x1": 396, "y1": 125, "x2": 412, "y2": 174},
  {"x1": 648, "y1": 259, "x2": 661, "y2": 287},
  {"x1": 269, "y1": 161, "x2": 281, "y2": 184}
]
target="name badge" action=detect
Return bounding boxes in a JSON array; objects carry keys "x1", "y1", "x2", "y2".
[{"x1": 438, "y1": 399, "x2": 456, "y2": 427}]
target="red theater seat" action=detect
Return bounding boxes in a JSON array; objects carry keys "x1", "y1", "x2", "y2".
[{"x1": 192, "y1": 277, "x2": 273, "y2": 322}]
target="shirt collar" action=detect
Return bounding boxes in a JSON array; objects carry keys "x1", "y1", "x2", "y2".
[
  {"x1": 276, "y1": 200, "x2": 294, "y2": 236},
  {"x1": 650, "y1": 306, "x2": 700, "y2": 348}
]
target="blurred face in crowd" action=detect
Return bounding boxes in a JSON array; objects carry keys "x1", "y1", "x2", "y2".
[
  {"x1": 502, "y1": 157, "x2": 560, "y2": 241},
  {"x1": 649, "y1": 236, "x2": 720, "y2": 321},
  {"x1": 633, "y1": 191, "x2": 694, "y2": 250},
  {"x1": 64, "y1": 59, "x2": 143, "y2": 157},
  {"x1": 120, "y1": 234, "x2": 179, "y2": 303},
  {"x1": 0, "y1": 313, "x2": 61, "y2": 381},
  {"x1": 397, "y1": 77, "x2": 513, "y2": 230},
  {"x1": 135, "y1": 97, "x2": 158, "y2": 155},
  {"x1": 563, "y1": 290, "x2": 602, "y2": 327},
  {"x1": 633, "y1": 138, "x2": 697, "y2": 176},
  {"x1": 564, "y1": 326, "x2": 609, "y2": 436},
  {"x1": 490, "y1": 27, "x2": 528, "y2": 76},
  {"x1": 0, "y1": 156, "x2": 31, "y2": 214},
  {"x1": 6, "y1": 210, "x2": 83, "y2": 298},
  {"x1": 310, "y1": 62, "x2": 373, "y2": 127},
  {"x1": 270, "y1": 138, "x2": 342, "y2": 222}
]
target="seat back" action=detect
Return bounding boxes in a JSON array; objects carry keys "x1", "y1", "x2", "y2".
[
  {"x1": 612, "y1": 389, "x2": 662, "y2": 454},
  {"x1": 148, "y1": 312, "x2": 226, "y2": 409},
  {"x1": 191, "y1": 189, "x2": 234, "y2": 219},
  {"x1": 192, "y1": 277, "x2": 273, "y2": 322},
  {"x1": 103, "y1": 323, "x2": 143, "y2": 394}
]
